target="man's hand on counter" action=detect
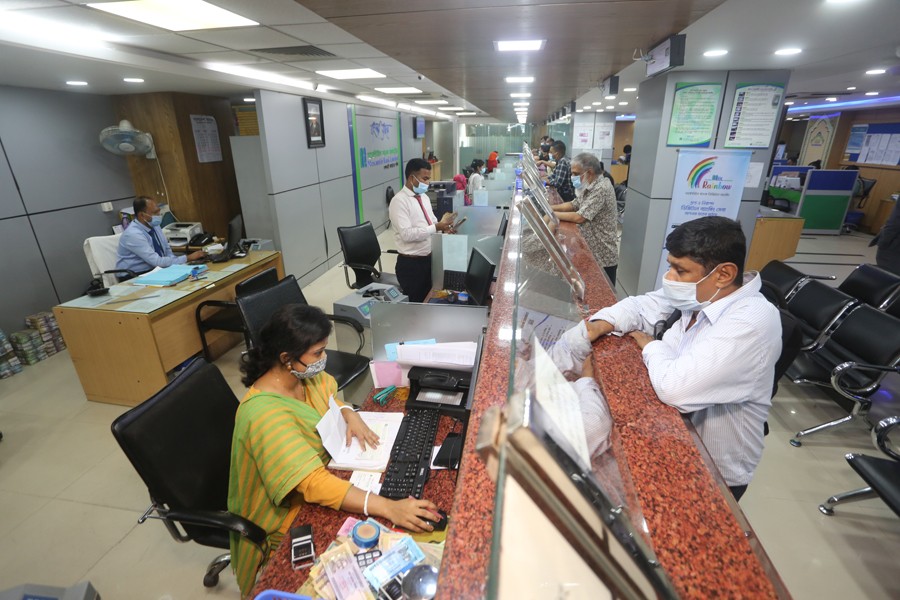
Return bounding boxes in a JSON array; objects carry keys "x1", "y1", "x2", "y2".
[
  {"x1": 628, "y1": 330, "x2": 654, "y2": 349},
  {"x1": 187, "y1": 250, "x2": 207, "y2": 262},
  {"x1": 586, "y1": 319, "x2": 613, "y2": 342}
]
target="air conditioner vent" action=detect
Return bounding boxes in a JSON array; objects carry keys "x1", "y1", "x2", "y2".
[{"x1": 250, "y1": 45, "x2": 337, "y2": 59}]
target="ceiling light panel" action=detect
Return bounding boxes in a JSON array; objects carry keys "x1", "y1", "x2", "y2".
[
  {"x1": 703, "y1": 49, "x2": 728, "y2": 57},
  {"x1": 87, "y1": 0, "x2": 258, "y2": 31},
  {"x1": 494, "y1": 40, "x2": 545, "y2": 51},
  {"x1": 505, "y1": 76, "x2": 534, "y2": 83},
  {"x1": 774, "y1": 48, "x2": 802, "y2": 55},
  {"x1": 373, "y1": 87, "x2": 422, "y2": 94},
  {"x1": 510, "y1": 93, "x2": 531, "y2": 98},
  {"x1": 414, "y1": 100, "x2": 448, "y2": 105}
]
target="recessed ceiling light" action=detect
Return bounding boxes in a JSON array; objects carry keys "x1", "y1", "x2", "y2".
[
  {"x1": 442, "y1": 106, "x2": 464, "y2": 111},
  {"x1": 606, "y1": 105, "x2": 615, "y2": 110},
  {"x1": 356, "y1": 95, "x2": 397, "y2": 108},
  {"x1": 582, "y1": 106, "x2": 591, "y2": 110},
  {"x1": 316, "y1": 84, "x2": 333, "y2": 93},
  {"x1": 87, "y1": 0, "x2": 257, "y2": 31},
  {"x1": 575, "y1": 109, "x2": 584, "y2": 113},
  {"x1": 243, "y1": 97, "x2": 255, "y2": 102},
  {"x1": 703, "y1": 49, "x2": 728, "y2": 57},
  {"x1": 784, "y1": 101, "x2": 795, "y2": 105},
  {"x1": 510, "y1": 93, "x2": 531, "y2": 98},
  {"x1": 618, "y1": 101, "x2": 628, "y2": 105},
  {"x1": 865, "y1": 91, "x2": 879, "y2": 96},
  {"x1": 596, "y1": 109, "x2": 604, "y2": 112},
  {"x1": 66, "y1": 80, "x2": 88, "y2": 86},
  {"x1": 374, "y1": 87, "x2": 422, "y2": 94},
  {"x1": 457, "y1": 112, "x2": 476, "y2": 116},
  {"x1": 774, "y1": 48, "x2": 802, "y2": 56},
  {"x1": 605, "y1": 95, "x2": 616, "y2": 100},
  {"x1": 123, "y1": 77, "x2": 144, "y2": 83},
  {"x1": 513, "y1": 102, "x2": 530, "y2": 106},
  {"x1": 866, "y1": 69, "x2": 886, "y2": 75},
  {"x1": 825, "y1": 97, "x2": 837, "y2": 102},
  {"x1": 414, "y1": 99, "x2": 448, "y2": 105},
  {"x1": 505, "y1": 76, "x2": 535, "y2": 83},
  {"x1": 847, "y1": 86, "x2": 856, "y2": 90},
  {"x1": 494, "y1": 40, "x2": 545, "y2": 52},
  {"x1": 316, "y1": 68, "x2": 385, "y2": 80},
  {"x1": 592, "y1": 102, "x2": 604, "y2": 105},
  {"x1": 623, "y1": 87, "x2": 637, "y2": 92}
]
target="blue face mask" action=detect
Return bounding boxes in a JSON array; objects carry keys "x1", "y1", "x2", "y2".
[
  {"x1": 148, "y1": 214, "x2": 162, "y2": 227},
  {"x1": 571, "y1": 175, "x2": 582, "y2": 189},
  {"x1": 480, "y1": 167, "x2": 486, "y2": 175},
  {"x1": 413, "y1": 176, "x2": 429, "y2": 195}
]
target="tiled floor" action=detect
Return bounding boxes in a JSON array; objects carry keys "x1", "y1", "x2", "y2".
[{"x1": 1, "y1": 230, "x2": 899, "y2": 599}]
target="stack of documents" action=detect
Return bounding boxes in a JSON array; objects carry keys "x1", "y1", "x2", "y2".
[
  {"x1": 133, "y1": 264, "x2": 208, "y2": 287},
  {"x1": 316, "y1": 398, "x2": 403, "y2": 472},
  {"x1": 395, "y1": 341, "x2": 477, "y2": 371}
]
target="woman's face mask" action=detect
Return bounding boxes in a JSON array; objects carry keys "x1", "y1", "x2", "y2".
[{"x1": 287, "y1": 355, "x2": 327, "y2": 380}]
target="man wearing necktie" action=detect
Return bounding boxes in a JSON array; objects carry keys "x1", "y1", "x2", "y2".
[
  {"x1": 389, "y1": 159, "x2": 456, "y2": 302},
  {"x1": 116, "y1": 196, "x2": 206, "y2": 276}
]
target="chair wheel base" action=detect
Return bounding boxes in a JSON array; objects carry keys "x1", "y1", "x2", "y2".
[
  {"x1": 203, "y1": 573, "x2": 219, "y2": 588},
  {"x1": 818, "y1": 504, "x2": 835, "y2": 516},
  {"x1": 789, "y1": 438, "x2": 802, "y2": 447}
]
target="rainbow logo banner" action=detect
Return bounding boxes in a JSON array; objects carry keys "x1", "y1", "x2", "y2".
[{"x1": 687, "y1": 157, "x2": 716, "y2": 188}]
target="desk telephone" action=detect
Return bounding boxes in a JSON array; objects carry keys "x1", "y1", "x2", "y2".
[{"x1": 189, "y1": 232, "x2": 215, "y2": 247}]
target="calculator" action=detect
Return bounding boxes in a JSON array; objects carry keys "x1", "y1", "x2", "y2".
[{"x1": 356, "y1": 549, "x2": 382, "y2": 569}]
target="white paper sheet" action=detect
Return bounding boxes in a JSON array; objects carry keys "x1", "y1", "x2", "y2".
[
  {"x1": 317, "y1": 398, "x2": 403, "y2": 471},
  {"x1": 744, "y1": 162, "x2": 764, "y2": 188},
  {"x1": 349, "y1": 470, "x2": 382, "y2": 494},
  {"x1": 114, "y1": 289, "x2": 192, "y2": 313},
  {"x1": 442, "y1": 235, "x2": 469, "y2": 273},
  {"x1": 532, "y1": 343, "x2": 591, "y2": 467},
  {"x1": 395, "y1": 341, "x2": 477, "y2": 370}
]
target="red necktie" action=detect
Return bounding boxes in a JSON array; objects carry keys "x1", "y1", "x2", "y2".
[{"x1": 416, "y1": 195, "x2": 432, "y2": 225}]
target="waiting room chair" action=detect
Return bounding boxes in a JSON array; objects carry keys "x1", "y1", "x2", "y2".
[
  {"x1": 837, "y1": 263, "x2": 900, "y2": 310},
  {"x1": 194, "y1": 267, "x2": 280, "y2": 361},
  {"x1": 818, "y1": 415, "x2": 900, "y2": 517},
  {"x1": 236, "y1": 275, "x2": 370, "y2": 390},
  {"x1": 760, "y1": 260, "x2": 836, "y2": 302},
  {"x1": 785, "y1": 280, "x2": 858, "y2": 350},
  {"x1": 787, "y1": 304, "x2": 900, "y2": 446},
  {"x1": 111, "y1": 358, "x2": 266, "y2": 588},
  {"x1": 83, "y1": 234, "x2": 134, "y2": 287},
  {"x1": 336, "y1": 221, "x2": 400, "y2": 291}
]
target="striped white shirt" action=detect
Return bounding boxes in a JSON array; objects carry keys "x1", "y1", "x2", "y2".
[
  {"x1": 389, "y1": 186, "x2": 438, "y2": 256},
  {"x1": 591, "y1": 273, "x2": 781, "y2": 486}
]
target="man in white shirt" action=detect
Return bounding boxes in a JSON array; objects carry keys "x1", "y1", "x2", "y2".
[
  {"x1": 586, "y1": 216, "x2": 781, "y2": 500},
  {"x1": 389, "y1": 158, "x2": 456, "y2": 302}
]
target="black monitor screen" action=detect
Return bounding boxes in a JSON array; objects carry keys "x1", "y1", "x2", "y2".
[
  {"x1": 414, "y1": 116, "x2": 426, "y2": 139},
  {"x1": 225, "y1": 214, "x2": 244, "y2": 255},
  {"x1": 465, "y1": 248, "x2": 495, "y2": 307},
  {"x1": 497, "y1": 211, "x2": 509, "y2": 238}
]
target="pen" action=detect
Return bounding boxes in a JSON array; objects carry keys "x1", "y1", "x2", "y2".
[{"x1": 105, "y1": 294, "x2": 160, "y2": 305}]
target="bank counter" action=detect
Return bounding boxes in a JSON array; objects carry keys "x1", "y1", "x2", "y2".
[{"x1": 251, "y1": 200, "x2": 788, "y2": 598}]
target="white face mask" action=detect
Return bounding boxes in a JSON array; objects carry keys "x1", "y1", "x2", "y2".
[
  {"x1": 288, "y1": 355, "x2": 327, "y2": 380},
  {"x1": 661, "y1": 266, "x2": 722, "y2": 312}
]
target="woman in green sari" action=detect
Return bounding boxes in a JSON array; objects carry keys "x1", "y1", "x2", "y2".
[{"x1": 227, "y1": 304, "x2": 439, "y2": 597}]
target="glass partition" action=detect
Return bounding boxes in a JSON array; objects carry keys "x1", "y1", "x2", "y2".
[{"x1": 458, "y1": 123, "x2": 534, "y2": 170}]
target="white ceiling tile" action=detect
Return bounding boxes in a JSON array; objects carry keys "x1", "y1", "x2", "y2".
[
  {"x1": 241, "y1": 62, "x2": 310, "y2": 75},
  {"x1": 0, "y1": 0, "x2": 67, "y2": 8},
  {"x1": 210, "y1": 0, "x2": 327, "y2": 26},
  {"x1": 356, "y1": 57, "x2": 417, "y2": 75},
  {"x1": 283, "y1": 58, "x2": 361, "y2": 72},
  {"x1": 180, "y1": 26, "x2": 301, "y2": 50},
  {"x1": 21, "y1": 5, "x2": 169, "y2": 36},
  {"x1": 316, "y1": 44, "x2": 386, "y2": 59},
  {"x1": 116, "y1": 34, "x2": 226, "y2": 54},
  {"x1": 271, "y1": 23, "x2": 361, "y2": 45},
  {"x1": 182, "y1": 50, "x2": 270, "y2": 65}
]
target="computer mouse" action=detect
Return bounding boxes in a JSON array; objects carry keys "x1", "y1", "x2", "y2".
[{"x1": 423, "y1": 509, "x2": 448, "y2": 531}]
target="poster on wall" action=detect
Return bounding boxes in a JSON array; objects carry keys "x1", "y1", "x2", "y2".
[
  {"x1": 799, "y1": 114, "x2": 839, "y2": 167},
  {"x1": 572, "y1": 121, "x2": 595, "y2": 150},
  {"x1": 303, "y1": 98, "x2": 325, "y2": 148},
  {"x1": 723, "y1": 83, "x2": 784, "y2": 149},
  {"x1": 655, "y1": 148, "x2": 752, "y2": 284},
  {"x1": 666, "y1": 82, "x2": 721, "y2": 147},
  {"x1": 845, "y1": 124, "x2": 869, "y2": 155},
  {"x1": 189, "y1": 114, "x2": 222, "y2": 163},
  {"x1": 592, "y1": 122, "x2": 615, "y2": 149},
  {"x1": 351, "y1": 109, "x2": 401, "y2": 220}
]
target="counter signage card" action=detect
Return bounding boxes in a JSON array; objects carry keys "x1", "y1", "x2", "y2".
[
  {"x1": 666, "y1": 82, "x2": 721, "y2": 147},
  {"x1": 723, "y1": 83, "x2": 784, "y2": 149},
  {"x1": 189, "y1": 114, "x2": 222, "y2": 163}
]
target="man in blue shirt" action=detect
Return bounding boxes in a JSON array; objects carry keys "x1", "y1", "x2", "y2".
[{"x1": 116, "y1": 196, "x2": 205, "y2": 274}]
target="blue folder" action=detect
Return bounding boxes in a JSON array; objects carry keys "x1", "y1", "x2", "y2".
[{"x1": 133, "y1": 264, "x2": 207, "y2": 286}]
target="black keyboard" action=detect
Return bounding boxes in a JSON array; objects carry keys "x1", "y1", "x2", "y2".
[
  {"x1": 209, "y1": 249, "x2": 232, "y2": 263},
  {"x1": 443, "y1": 270, "x2": 466, "y2": 292},
  {"x1": 380, "y1": 408, "x2": 440, "y2": 499}
]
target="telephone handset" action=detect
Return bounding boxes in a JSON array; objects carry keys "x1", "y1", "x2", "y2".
[{"x1": 189, "y1": 232, "x2": 214, "y2": 246}]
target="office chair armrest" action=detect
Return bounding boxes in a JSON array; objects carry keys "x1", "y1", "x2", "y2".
[
  {"x1": 873, "y1": 415, "x2": 900, "y2": 461},
  {"x1": 325, "y1": 314, "x2": 365, "y2": 355},
  {"x1": 384, "y1": 249, "x2": 399, "y2": 255},
  {"x1": 807, "y1": 274, "x2": 837, "y2": 281},
  {"x1": 195, "y1": 299, "x2": 236, "y2": 315},
  {"x1": 830, "y1": 361, "x2": 900, "y2": 402},
  {"x1": 344, "y1": 262, "x2": 382, "y2": 277},
  {"x1": 165, "y1": 508, "x2": 267, "y2": 547}
]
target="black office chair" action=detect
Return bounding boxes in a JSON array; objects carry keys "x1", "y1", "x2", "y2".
[
  {"x1": 336, "y1": 221, "x2": 400, "y2": 291},
  {"x1": 111, "y1": 358, "x2": 266, "y2": 588},
  {"x1": 785, "y1": 280, "x2": 858, "y2": 350},
  {"x1": 385, "y1": 186, "x2": 395, "y2": 227},
  {"x1": 236, "y1": 275, "x2": 370, "y2": 390},
  {"x1": 760, "y1": 260, "x2": 837, "y2": 302},
  {"x1": 837, "y1": 263, "x2": 900, "y2": 310},
  {"x1": 194, "y1": 267, "x2": 280, "y2": 361},
  {"x1": 819, "y1": 415, "x2": 900, "y2": 517},
  {"x1": 788, "y1": 304, "x2": 900, "y2": 446}
]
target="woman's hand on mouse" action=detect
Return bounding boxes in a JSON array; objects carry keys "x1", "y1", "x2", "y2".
[{"x1": 384, "y1": 497, "x2": 440, "y2": 532}]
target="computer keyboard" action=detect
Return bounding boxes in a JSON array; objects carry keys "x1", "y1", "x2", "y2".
[
  {"x1": 380, "y1": 408, "x2": 441, "y2": 500},
  {"x1": 443, "y1": 270, "x2": 466, "y2": 292},
  {"x1": 209, "y1": 250, "x2": 231, "y2": 263}
]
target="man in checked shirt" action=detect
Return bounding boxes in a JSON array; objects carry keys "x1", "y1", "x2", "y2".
[{"x1": 585, "y1": 216, "x2": 781, "y2": 501}]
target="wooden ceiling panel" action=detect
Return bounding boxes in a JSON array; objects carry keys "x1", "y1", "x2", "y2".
[{"x1": 295, "y1": 0, "x2": 725, "y2": 120}]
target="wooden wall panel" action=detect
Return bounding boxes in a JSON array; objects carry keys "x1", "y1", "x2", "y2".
[
  {"x1": 827, "y1": 107, "x2": 900, "y2": 232},
  {"x1": 111, "y1": 92, "x2": 241, "y2": 239}
]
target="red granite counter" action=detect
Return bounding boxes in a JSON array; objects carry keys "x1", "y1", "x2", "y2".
[{"x1": 436, "y1": 212, "x2": 788, "y2": 598}]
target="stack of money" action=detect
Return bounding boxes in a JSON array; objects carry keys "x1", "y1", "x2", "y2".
[
  {"x1": 24, "y1": 311, "x2": 66, "y2": 354},
  {"x1": 0, "y1": 329, "x2": 23, "y2": 379},
  {"x1": 10, "y1": 328, "x2": 48, "y2": 365}
]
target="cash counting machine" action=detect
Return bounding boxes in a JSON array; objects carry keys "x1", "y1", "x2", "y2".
[{"x1": 333, "y1": 283, "x2": 407, "y2": 328}]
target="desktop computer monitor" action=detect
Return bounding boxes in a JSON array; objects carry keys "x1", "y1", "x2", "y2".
[
  {"x1": 224, "y1": 214, "x2": 244, "y2": 257},
  {"x1": 497, "y1": 210, "x2": 509, "y2": 238},
  {"x1": 465, "y1": 248, "x2": 496, "y2": 307}
]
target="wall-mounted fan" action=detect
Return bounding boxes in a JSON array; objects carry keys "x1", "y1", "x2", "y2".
[{"x1": 99, "y1": 119, "x2": 156, "y2": 158}]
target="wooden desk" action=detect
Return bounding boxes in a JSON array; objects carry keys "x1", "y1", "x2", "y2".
[
  {"x1": 54, "y1": 251, "x2": 284, "y2": 406},
  {"x1": 250, "y1": 388, "x2": 458, "y2": 597},
  {"x1": 746, "y1": 209, "x2": 805, "y2": 271}
]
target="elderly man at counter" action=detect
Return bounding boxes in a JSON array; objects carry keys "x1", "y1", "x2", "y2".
[
  {"x1": 551, "y1": 153, "x2": 619, "y2": 284},
  {"x1": 586, "y1": 217, "x2": 781, "y2": 501}
]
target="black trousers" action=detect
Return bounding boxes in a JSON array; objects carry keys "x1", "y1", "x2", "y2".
[
  {"x1": 396, "y1": 254, "x2": 432, "y2": 303},
  {"x1": 729, "y1": 485, "x2": 748, "y2": 502}
]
